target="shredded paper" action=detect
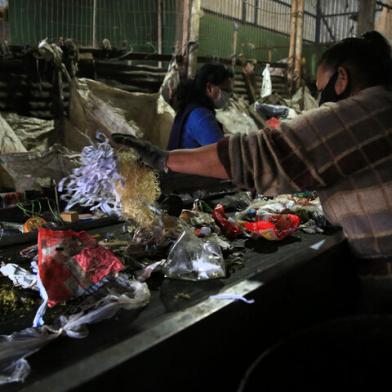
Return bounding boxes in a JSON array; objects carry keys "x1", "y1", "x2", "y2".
[{"x1": 58, "y1": 133, "x2": 122, "y2": 216}]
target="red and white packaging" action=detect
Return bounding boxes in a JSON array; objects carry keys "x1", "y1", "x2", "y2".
[{"x1": 38, "y1": 227, "x2": 124, "y2": 307}]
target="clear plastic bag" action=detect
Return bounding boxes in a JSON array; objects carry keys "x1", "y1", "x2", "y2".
[
  {"x1": 163, "y1": 230, "x2": 226, "y2": 281},
  {"x1": 261, "y1": 63, "x2": 272, "y2": 98}
]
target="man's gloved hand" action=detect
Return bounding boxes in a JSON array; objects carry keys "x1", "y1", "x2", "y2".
[{"x1": 111, "y1": 133, "x2": 169, "y2": 172}]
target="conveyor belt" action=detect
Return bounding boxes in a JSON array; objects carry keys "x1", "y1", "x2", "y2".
[{"x1": 1, "y1": 225, "x2": 357, "y2": 392}]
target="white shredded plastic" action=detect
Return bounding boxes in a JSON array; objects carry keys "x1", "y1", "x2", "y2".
[
  {"x1": 209, "y1": 294, "x2": 255, "y2": 304},
  {"x1": 58, "y1": 132, "x2": 122, "y2": 216}
]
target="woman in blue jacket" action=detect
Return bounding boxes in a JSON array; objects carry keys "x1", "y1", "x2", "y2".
[{"x1": 167, "y1": 63, "x2": 234, "y2": 150}]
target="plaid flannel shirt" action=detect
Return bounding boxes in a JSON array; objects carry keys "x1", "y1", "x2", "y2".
[{"x1": 218, "y1": 86, "x2": 392, "y2": 259}]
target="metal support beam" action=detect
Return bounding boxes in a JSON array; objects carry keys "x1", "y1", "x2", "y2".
[
  {"x1": 242, "y1": 0, "x2": 247, "y2": 22},
  {"x1": 232, "y1": 22, "x2": 239, "y2": 69},
  {"x1": 254, "y1": 0, "x2": 260, "y2": 25},
  {"x1": 157, "y1": 0, "x2": 163, "y2": 67},
  {"x1": 187, "y1": 0, "x2": 201, "y2": 79},
  {"x1": 294, "y1": 0, "x2": 304, "y2": 90},
  {"x1": 357, "y1": 0, "x2": 376, "y2": 35},
  {"x1": 321, "y1": 12, "x2": 336, "y2": 42},
  {"x1": 92, "y1": 0, "x2": 97, "y2": 48},
  {"x1": 315, "y1": 0, "x2": 321, "y2": 44},
  {"x1": 287, "y1": 0, "x2": 298, "y2": 94}
]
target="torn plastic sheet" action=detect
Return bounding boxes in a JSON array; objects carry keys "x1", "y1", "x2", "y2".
[
  {"x1": 0, "y1": 144, "x2": 78, "y2": 192},
  {"x1": 0, "y1": 327, "x2": 60, "y2": 385},
  {"x1": 0, "y1": 275, "x2": 150, "y2": 385},
  {"x1": 209, "y1": 294, "x2": 255, "y2": 304},
  {"x1": 135, "y1": 260, "x2": 166, "y2": 282},
  {"x1": 32, "y1": 262, "x2": 49, "y2": 328},
  {"x1": 0, "y1": 264, "x2": 38, "y2": 291}
]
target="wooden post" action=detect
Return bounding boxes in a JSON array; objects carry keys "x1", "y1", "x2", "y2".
[
  {"x1": 175, "y1": 0, "x2": 184, "y2": 49},
  {"x1": 157, "y1": 0, "x2": 163, "y2": 68},
  {"x1": 92, "y1": 0, "x2": 97, "y2": 48},
  {"x1": 232, "y1": 22, "x2": 239, "y2": 69},
  {"x1": 287, "y1": 0, "x2": 298, "y2": 95},
  {"x1": 181, "y1": 0, "x2": 191, "y2": 77},
  {"x1": 294, "y1": 0, "x2": 304, "y2": 90},
  {"x1": 187, "y1": 0, "x2": 201, "y2": 79},
  {"x1": 242, "y1": 0, "x2": 247, "y2": 22},
  {"x1": 182, "y1": 0, "x2": 191, "y2": 54},
  {"x1": 254, "y1": 0, "x2": 260, "y2": 25},
  {"x1": 357, "y1": 0, "x2": 376, "y2": 36}
]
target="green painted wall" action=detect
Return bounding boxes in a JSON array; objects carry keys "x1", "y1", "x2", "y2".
[
  {"x1": 8, "y1": 1, "x2": 325, "y2": 79},
  {"x1": 199, "y1": 12, "x2": 290, "y2": 62},
  {"x1": 199, "y1": 12, "x2": 327, "y2": 80},
  {"x1": 8, "y1": 0, "x2": 177, "y2": 53}
]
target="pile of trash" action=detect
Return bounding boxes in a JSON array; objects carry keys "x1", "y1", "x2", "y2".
[
  {"x1": 0, "y1": 228, "x2": 150, "y2": 384},
  {"x1": 0, "y1": 163, "x2": 327, "y2": 384},
  {"x1": 0, "y1": 41, "x2": 326, "y2": 386}
]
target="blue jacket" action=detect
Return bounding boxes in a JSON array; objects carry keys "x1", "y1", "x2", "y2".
[{"x1": 167, "y1": 105, "x2": 224, "y2": 150}]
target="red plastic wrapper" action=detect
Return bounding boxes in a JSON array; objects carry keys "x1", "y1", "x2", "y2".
[
  {"x1": 242, "y1": 213, "x2": 300, "y2": 240},
  {"x1": 265, "y1": 117, "x2": 281, "y2": 129},
  {"x1": 212, "y1": 204, "x2": 243, "y2": 239},
  {"x1": 38, "y1": 227, "x2": 124, "y2": 307}
]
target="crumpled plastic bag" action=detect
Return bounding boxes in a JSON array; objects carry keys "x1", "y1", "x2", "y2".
[
  {"x1": 0, "y1": 275, "x2": 150, "y2": 385},
  {"x1": 159, "y1": 58, "x2": 180, "y2": 109},
  {"x1": 163, "y1": 230, "x2": 226, "y2": 281},
  {"x1": 261, "y1": 63, "x2": 272, "y2": 98},
  {"x1": 254, "y1": 102, "x2": 289, "y2": 119},
  {"x1": 38, "y1": 227, "x2": 124, "y2": 307},
  {"x1": 212, "y1": 204, "x2": 243, "y2": 239},
  {"x1": 216, "y1": 107, "x2": 258, "y2": 135}
]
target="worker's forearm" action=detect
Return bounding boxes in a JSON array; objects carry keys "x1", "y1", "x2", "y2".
[{"x1": 166, "y1": 143, "x2": 229, "y2": 179}]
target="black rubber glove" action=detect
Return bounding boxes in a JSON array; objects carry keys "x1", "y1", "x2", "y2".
[{"x1": 111, "y1": 133, "x2": 169, "y2": 172}]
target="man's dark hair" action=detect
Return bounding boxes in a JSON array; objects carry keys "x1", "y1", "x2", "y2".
[
  {"x1": 319, "y1": 31, "x2": 392, "y2": 89},
  {"x1": 174, "y1": 63, "x2": 234, "y2": 112}
]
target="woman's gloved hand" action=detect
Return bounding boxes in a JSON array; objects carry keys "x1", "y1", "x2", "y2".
[{"x1": 111, "y1": 133, "x2": 169, "y2": 172}]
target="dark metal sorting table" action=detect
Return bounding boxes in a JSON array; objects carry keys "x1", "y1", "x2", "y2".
[{"x1": 1, "y1": 223, "x2": 357, "y2": 392}]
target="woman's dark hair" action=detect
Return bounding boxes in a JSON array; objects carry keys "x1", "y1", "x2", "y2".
[
  {"x1": 174, "y1": 63, "x2": 234, "y2": 112},
  {"x1": 319, "y1": 31, "x2": 392, "y2": 89}
]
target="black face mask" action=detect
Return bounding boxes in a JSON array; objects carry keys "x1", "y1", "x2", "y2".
[{"x1": 319, "y1": 71, "x2": 351, "y2": 106}]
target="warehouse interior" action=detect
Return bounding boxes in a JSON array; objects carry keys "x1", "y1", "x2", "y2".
[{"x1": 0, "y1": 1, "x2": 392, "y2": 391}]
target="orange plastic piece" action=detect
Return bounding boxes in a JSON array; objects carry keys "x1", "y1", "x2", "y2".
[{"x1": 23, "y1": 216, "x2": 46, "y2": 233}]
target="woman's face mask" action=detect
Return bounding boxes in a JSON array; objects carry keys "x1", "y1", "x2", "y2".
[{"x1": 214, "y1": 88, "x2": 231, "y2": 109}]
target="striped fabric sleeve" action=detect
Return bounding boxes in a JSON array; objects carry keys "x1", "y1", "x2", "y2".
[
  {"x1": 224, "y1": 89, "x2": 392, "y2": 196},
  {"x1": 226, "y1": 127, "x2": 324, "y2": 195}
]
